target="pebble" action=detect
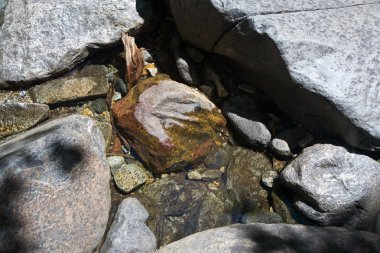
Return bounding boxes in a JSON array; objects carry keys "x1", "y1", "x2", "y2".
[{"x1": 261, "y1": 170, "x2": 279, "y2": 188}]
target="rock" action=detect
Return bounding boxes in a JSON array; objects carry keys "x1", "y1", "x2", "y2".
[
  {"x1": 0, "y1": 89, "x2": 32, "y2": 103},
  {"x1": 91, "y1": 98, "x2": 108, "y2": 114},
  {"x1": 0, "y1": 114, "x2": 110, "y2": 252},
  {"x1": 274, "y1": 127, "x2": 310, "y2": 151},
  {"x1": 0, "y1": 0, "x2": 161, "y2": 87},
  {"x1": 241, "y1": 210, "x2": 283, "y2": 224},
  {"x1": 204, "y1": 143, "x2": 232, "y2": 170},
  {"x1": 226, "y1": 147, "x2": 272, "y2": 211},
  {"x1": 29, "y1": 65, "x2": 109, "y2": 105},
  {"x1": 175, "y1": 50, "x2": 201, "y2": 85},
  {"x1": 112, "y1": 163, "x2": 153, "y2": 194},
  {"x1": 223, "y1": 95, "x2": 271, "y2": 148},
  {"x1": 187, "y1": 165, "x2": 221, "y2": 181},
  {"x1": 100, "y1": 198, "x2": 156, "y2": 253},
  {"x1": 0, "y1": 102, "x2": 49, "y2": 139},
  {"x1": 269, "y1": 138, "x2": 292, "y2": 158},
  {"x1": 185, "y1": 45, "x2": 205, "y2": 63},
  {"x1": 271, "y1": 191, "x2": 298, "y2": 224},
  {"x1": 95, "y1": 121, "x2": 113, "y2": 148},
  {"x1": 107, "y1": 156, "x2": 125, "y2": 170},
  {"x1": 143, "y1": 49, "x2": 154, "y2": 64},
  {"x1": 280, "y1": 144, "x2": 380, "y2": 233},
  {"x1": 134, "y1": 175, "x2": 237, "y2": 247},
  {"x1": 113, "y1": 75, "x2": 226, "y2": 173},
  {"x1": 261, "y1": 170, "x2": 279, "y2": 189},
  {"x1": 168, "y1": 0, "x2": 380, "y2": 150},
  {"x1": 156, "y1": 223, "x2": 380, "y2": 253}
]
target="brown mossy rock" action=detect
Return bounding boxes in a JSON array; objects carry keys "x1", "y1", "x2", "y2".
[{"x1": 113, "y1": 75, "x2": 226, "y2": 173}]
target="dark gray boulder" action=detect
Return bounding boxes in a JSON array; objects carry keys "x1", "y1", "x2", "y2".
[
  {"x1": 280, "y1": 144, "x2": 380, "y2": 234},
  {"x1": 157, "y1": 223, "x2": 380, "y2": 253},
  {"x1": 0, "y1": 115, "x2": 111, "y2": 252},
  {"x1": 0, "y1": 0, "x2": 161, "y2": 87},
  {"x1": 168, "y1": 0, "x2": 380, "y2": 150}
]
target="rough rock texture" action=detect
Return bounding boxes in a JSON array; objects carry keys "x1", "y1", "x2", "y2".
[
  {"x1": 174, "y1": 49, "x2": 200, "y2": 85},
  {"x1": 134, "y1": 174, "x2": 237, "y2": 247},
  {"x1": 29, "y1": 65, "x2": 109, "y2": 105},
  {"x1": 0, "y1": 102, "x2": 49, "y2": 139},
  {"x1": 270, "y1": 138, "x2": 293, "y2": 158},
  {"x1": 281, "y1": 144, "x2": 380, "y2": 233},
  {"x1": 0, "y1": 114, "x2": 111, "y2": 252},
  {"x1": 157, "y1": 223, "x2": 380, "y2": 253},
  {"x1": 113, "y1": 75, "x2": 226, "y2": 173},
  {"x1": 223, "y1": 94, "x2": 271, "y2": 148},
  {"x1": 0, "y1": 0, "x2": 161, "y2": 87},
  {"x1": 241, "y1": 210, "x2": 283, "y2": 224},
  {"x1": 226, "y1": 147, "x2": 272, "y2": 211},
  {"x1": 100, "y1": 198, "x2": 156, "y2": 253},
  {"x1": 111, "y1": 163, "x2": 152, "y2": 194},
  {"x1": 169, "y1": 0, "x2": 380, "y2": 150}
]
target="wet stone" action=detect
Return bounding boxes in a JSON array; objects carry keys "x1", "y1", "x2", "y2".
[{"x1": 113, "y1": 75, "x2": 226, "y2": 173}]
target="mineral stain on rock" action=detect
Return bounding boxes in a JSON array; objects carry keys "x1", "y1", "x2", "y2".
[{"x1": 113, "y1": 75, "x2": 226, "y2": 173}]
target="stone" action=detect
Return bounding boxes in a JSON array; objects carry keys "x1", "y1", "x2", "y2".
[
  {"x1": 134, "y1": 175, "x2": 237, "y2": 247},
  {"x1": 107, "y1": 156, "x2": 126, "y2": 171},
  {"x1": 112, "y1": 163, "x2": 152, "y2": 194},
  {"x1": 204, "y1": 143, "x2": 232, "y2": 170},
  {"x1": 280, "y1": 144, "x2": 380, "y2": 233},
  {"x1": 91, "y1": 98, "x2": 108, "y2": 114},
  {"x1": 95, "y1": 121, "x2": 113, "y2": 148},
  {"x1": 274, "y1": 127, "x2": 310, "y2": 151},
  {"x1": 175, "y1": 50, "x2": 201, "y2": 85},
  {"x1": 226, "y1": 147, "x2": 272, "y2": 211},
  {"x1": 100, "y1": 198, "x2": 156, "y2": 253},
  {"x1": 113, "y1": 75, "x2": 226, "y2": 173},
  {"x1": 270, "y1": 138, "x2": 293, "y2": 158},
  {"x1": 0, "y1": 0, "x2": 161, "y2": 87},
  {"x1": 187, "y1": 165, "x2": 221, "y2": 181},
  {"x1": 0, "y1": 89, "x2": 32, "y2": 103},
  {"x1": 241, "y1": 210, "x2": 283, "y2": 224},
  {"x1": 261, "y1": 170, "x2": 279, "y2": 189},
  {"x1": 0, "y1": 102, "x2": 49, "y2": 139},
  {"x1": 223, "y1": 94, "x2": 271, "y2": 148},
  {"x1": 157, "y1": 223, "x2": 380, "y2": 253},
  {"x1": 0, "y1": 114, "x2": 110, "y2": 252},
  {"x1": 168, "y1": 0, "x2": 380, "y2": 150},
  {"x1": 185, "y1": 45, "x2": 205, "y2": 63},
  {"x1": 29, "y1": 65, "x2": 109, "y2": 105}
]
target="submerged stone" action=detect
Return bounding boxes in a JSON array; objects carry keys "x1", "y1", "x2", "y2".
[{"x1": 113, "y1": 75, "x2": 226, "y2": 173}]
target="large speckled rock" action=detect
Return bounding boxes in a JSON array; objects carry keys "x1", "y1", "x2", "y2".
[
  {"x1": 0, "y1": 114, "x2": 111, "y2": 252},
  {"x1": 28, "y1": 65, "x2": 110, "y2": 105},
  {"x1": 0, "y1": 0, "x2": 161, "y2": 87},
  {"x1": 281, "y1": 144, "x2": 380, "y2": 234},
  {"x1": 0, "y1": 102, "x2": 49, "y2": 139},
  {"x1": 134, "y1": 174, "x2": 237, "y2": 247},
  {"x1": 226, "y1": 147, "x2": 272, "y2": 211},
  {"x1": 168, "y1": 0, "x2": 380, "y2": 150},
  {"x1": 113, "y1": 75, "x2": 226, "y2": 173},
  {"x1": 157, "y1": 224, "x2": 380, "y2": 253},
  {"x1": 100, "y1": 198, "x2": 156, "y2": 253}
]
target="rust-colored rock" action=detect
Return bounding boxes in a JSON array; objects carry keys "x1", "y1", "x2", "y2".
[{"x1": 113, "y1": 75, "x2": 226, "y2": 173}]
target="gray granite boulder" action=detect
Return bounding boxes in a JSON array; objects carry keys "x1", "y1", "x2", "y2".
[
  {"x1": 0, "y1": 114, "x2": 111, "y2": 252},
  {"x1": 0, "y1": 0, "x2": 160, "y2": 87},
  {"x1": 168, "y1": 0, "x2": 380, "y2": 150},
  {"x1": 157, "y1": 223, "x2": 380, "y2": 253},
  {"x1": 0, "y1": 102, "x2": 49, "y2": 139},
  {"x1": 100, "y1": 198, "x2": 156, "y2": 253},
  {"x1": 280, "y1": 144, "x2": 380, "y2": 234}
]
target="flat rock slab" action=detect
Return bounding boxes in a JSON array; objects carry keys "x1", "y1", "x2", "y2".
[
  {"x1": 0, "y1": 0, "x2": 157, "y2": 87},
  {"x1": 113, "y1": 75, "x2": 226, "y2": 173},
  {"x1": 157, "y1": 223, "x2": 380, "y2": 253},
  {"x1": 29, "y1": 65, "x2": 110, "y2": 105},
  {"x1": 280, "y1": 144, "x2": 380, "y2": 233},
  {"x1": 0, "y1": 114, "x2": 111, "y2": 252},
  {"x1": 169, "y1": 0, "x2": 380, "y2": 150},
  {"x1": 0, "y1": 102, "x2": 49, "y2": 139}
]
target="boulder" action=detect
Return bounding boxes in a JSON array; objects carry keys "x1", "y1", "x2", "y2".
[
  {"x1": 226, "y1": 147, "x2": 272, "y2": 211},
  {"x1": 113, "y1": 75, "x2": 226, "y2": 173},
  {"x1": 133, "y1": 174, "x2": 237, "y2": 247},
  {"x1": 157, "y1": 223, "x2": 380, "y2": 253},
  {"x1": 0, "y1": 0, "x2": 161, "y2": 87},
  {"x1": 0, "y1": 114, "x2": 110, "y2": 252},
  {"x1": 28, "y1": 65, "x2": 110, "y2": 105},
  {"x1": 0, "y1": 102, "x2": 49, "y2": 139},
  {"x1": 168, "y1": 0, "x2": 380, "y2": 150},
  {"x1": 280, "y1": 144, "x2": 380, "y2": 233},
  {"x1": 100, "y1": 198, "x2": 156, "y2": 253}
]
